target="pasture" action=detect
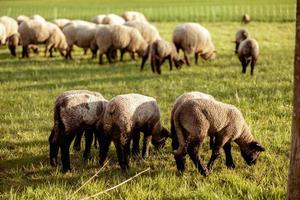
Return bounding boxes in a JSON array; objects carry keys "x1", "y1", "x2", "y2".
[{"x1": 0, "y1": 0, "x2": 295, "y2": 199}]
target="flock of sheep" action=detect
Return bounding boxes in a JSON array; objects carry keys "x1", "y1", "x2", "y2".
[
  {"x1": 0, "y1": 12, "x2": 258, "y2": 75},
  {"x1": 49, "y1": 90, "x2": 265, "y2": 176}
]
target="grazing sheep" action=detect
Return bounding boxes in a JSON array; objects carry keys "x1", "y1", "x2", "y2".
[
  {"x1": 102, "y1": 14, "x2": 125, "y2": 25},
  {"x1": 122, "y1": 11, "x2": 147, "y2": 22},
  {"x1": 53, "y1": 18, "x2": 71, "y2": 29},
  {"x1": 62, "y1": 21, "x2": 99, "y2": 59},
  {"x1": 0, "y1": 23, "x2": 6, "y2": 45},
  {"x1": 235, "y1": 29, "x2": 249, "y2": 54},
  {"x1": 0, "y1": 16, "x2": 19, "y2": 55},
  {"x1": 141, "y1": 39, "x2": 184, "y2": 74},
  {"x1": 241, "y1": 14, "x2": 251, "y2": 24},
  {"x1": 100, "y1": 93, "x2": 170, "y2": 170},
  {"x1": 172, "y1": 97, "x2": 265, "y2": 176},
  {"x1": 92, "y1": 25, "x2": 148, "y2": 64},
  {"x1": 49, "y1": 90, "x2": 108, "y2": 172},
  {"x1": 17, "y1": 15, "x2": 30, "y2": 25},
  {"x1": 173, "y1": 23, "x2": 215, "y2": 66},
  {"x1": 91, "y1": 15, "x2": 106, "y2": 24},
  {"x1": 237, "y1": 38, "x2": 259, "y2": 75},
  {"x1": 18, "y1": 19, "x2": 67, "y2": 58}
]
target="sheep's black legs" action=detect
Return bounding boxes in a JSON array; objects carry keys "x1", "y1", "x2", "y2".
[
  {"x1": 150, "y1": 57, "x2": 156, "y2": 73},
  {"x1": 194, "y1": 53, "x2": 199, "y2": 65},
  {"x1": 140, "y1": 54, "x2": 148, "y2": 71},
  {"x1": 240, "y1": 57, "x2": 247, "y2": 73},
  {"x1": 22, "y1": 46, "x2": 29, "y2": 58},
  {"x1": 168, "y1": 56, "x2": 173, "y2": 71},
  {"x1": 98, "y1": 54, "x2": 103, "y2": 64},
  {"x1": 142, "y1": 135, "x2": 152, "y2": 158},
  {"x1": 9, "y1": 45, "x2": 16, "y2": 57},
  {"x1": 98, "y1": 134, "x2": 112, "y2": 167},
  {"x1": 223, "y1": 142, "x2": 235, "y2": 169},
  {"x1": 49, "y1": 129, "x2": 59, "y2": 167},
  {"x1": 172, "y1": 133, "x2": 186, "y2": 173},
  {"x1": 115, "y1": 141, "x2": 129, "y2": 170},
  {"x1": 106, "y1": 52, "x2": 112, "y2": 63},
  {"x1": 155, "y1": 59, "x2": 162, "y2": 74},
  {"x1": 183, "y1": 51, "x2": 190, "y2": 66},
  {"x1": 83, "y1": 129, "x2": 93, "y2": 161},
  {"x1": 207, "y1": 136, "x2": 227, "y2": 171},
  {"x1": 60, "y1": 134, "x2": 75, "y2": 172},
  {"x1": 132, "y1": 131, "x2": 140, "y2": 156},
  {"x1": 187, "y1": 144, "x2": 209, "y2": 176},
  {"x1": 120, "y1": 49, "x2": 126, "y2": 61},
  {"x1": 209, "y1": 136, "x2": 215, "y2": 150},
  {"x1": 250, "y1": 59, "x2": 256, "y2": 76},
  {"x1": 93, "y1": 132, "x2": 99, "y2": 149},
  {"x1": 73, "y1": 130, "x2": 84, "y2": 151},
  {"x1": 130, "y1": 52, "x2": 135, "y2": 60}
]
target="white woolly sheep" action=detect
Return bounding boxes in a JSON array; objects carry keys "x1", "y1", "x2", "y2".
[
  {"x1": 92, "y1": 25, "x2": 148, "y2": 64},
  {"x1": 100, "y1": 93, "x2": 170, "y2": 170},
  {"x1": 49, "y1": 90, "x2": 108, "y2": 172},
  {"x1": 237, "y1": 38, "x2": 259, "y2": 75},
  {"x1": 173, "y1": 23, "x2": 215, "y2": 66},
  {"x1": 141, "y1": 39, "x2": 184, "y2": 74},
  {"x1": 102, "y1": 14, "x2": 125, "y2": 25},
  {"x1": 53, "y1": 18, "x2": 71, "y2": 29},
  {"x1": 172, "y1": 97, "x2": 265, "y2": 176},
  {"x1": 18, "y1": 19, "x2": 67, "y2": 58},
  {"x1": 91, "y1": 15, "x2": 106, "y2": 24},
  {"x1": 235, "y1": 29, "x2": 249, "y2": 53},
  {"x1": 124, "y1": 21, "x2": 160, "y2": 44},
  {"x1": 31, "y1": 14, "x2": 46, "y2": 23},
  {"x1": 121, "y1": 11, "x2": 147, "y2": 22}
]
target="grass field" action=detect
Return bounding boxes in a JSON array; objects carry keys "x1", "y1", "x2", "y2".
[{"x1": 0, "y1": 19, "x2": 294, "y2": 199}]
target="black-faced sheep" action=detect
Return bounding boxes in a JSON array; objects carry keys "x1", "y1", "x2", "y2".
[
  {"x1": 241, "y1": 14, "x2": 251, "y2": 24},
  {"x1": 173, "y1": 23, "x2": 215, "y2": 66},
  {"x1": 237, "y1": 38, "x2": 259, "y2": 75},
  {"x1": 234, "y1": 29, "x2": 249, "y2": 54},
  {"x1": 122, "y1": 11, "x2": 147, "y2": 23},
  {"x1": 141, "y1": 39, "x2": 184, "y2": 74},
  {"x1": 49, "y1": 90, "x2": 108, "y2": 172},
  {"x1": 172, "y1": 97, "x2": 265, "y2": 176},
  {"x1": 100, "y1": 93, "x2": 170, "y2": 170}
]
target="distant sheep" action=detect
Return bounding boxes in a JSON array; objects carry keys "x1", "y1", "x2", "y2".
[
  {"x1": 141, "y1": 39, "x2": 184, "y2": 74},
  {"x1": 237, "y1": 38, "x2": 259, "y2": 75},
  {"x1": 100, "y1": 93, "x2": 170, "y2": 170},
  {"x1": 0, "y1": 16, "x2": 18, "y2": 55},
  {"x1": 235, "y1": 29, "x2": 249, "y2": 54},
  {"x1": 91, "y1": 15, "x2": 106, "y2": 24},
  {"x1": 102, "y1": 14, "x2": 125, "y2": 25},
  {"x1": 172, "y1": 97, "x2": 265, "y2": 176},
  {"x1": 18, "y1": 19, "x2": 67, "y2": 58},
  {"x1": 49, "y1": 90, "x2": 108, "y2": 172},
  {"x1": 241, "y1": 14, "x2": 251, "y2": 24},
  {"x1": 122, "y1": 11, "x2": 147, "y2": 22},
  {"x1": 173, "y1": 23, "x2": 215, "y2": 66},
  {"x1": 53, "y1": 18, "x2": 71, "y2": 29}
]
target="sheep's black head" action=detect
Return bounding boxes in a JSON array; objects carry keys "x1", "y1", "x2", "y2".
[
  {"x1": 201, "y1": 50, "x2": 215, "y2": 60},
  {"x1": 174, "y1": 59, "x2": 184, "y2": 69},
  {"x1": 241, "y1": 141, "x2": 265, "y2": 166},
  {"x1": 152, "y1": 127, "x2": 170, "y2": 149}
]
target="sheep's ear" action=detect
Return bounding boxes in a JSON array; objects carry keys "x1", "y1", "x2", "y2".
[{"x1": 250, "y1": 141, "x2": 265, "y2": 152}]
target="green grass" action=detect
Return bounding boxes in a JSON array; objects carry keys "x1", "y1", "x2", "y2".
[
  {"x1": 0, "y1": 0, "x2": 297, "y2": 22},
  {"x1": 0, "y1": 21, "x2": 294, "y2": 199}
]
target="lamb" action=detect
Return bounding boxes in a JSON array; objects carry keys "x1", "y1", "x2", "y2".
[
  {"x1": 18, "y1": 19, "x2": 67, "y2": 58},
  {"x1": 237, "y1": 38, "x2": 259, "y2": 75},
  {"x1": 172, "y1": 97, "x2": 265, "y2": 176},
  {"x1": 234, "y1": 29, "x2": 249, "y2": 54},
  {"x1": 241, "y1": 14, "x2": 251, "y2": 24},
  {"x1": 92, "y1": 25, "x2": 148, "y2": 64},
  {"x1": 140, "y1": 39, "x2": 184, "y2": 74},
  {"x1": 173, "y1": 23, "x2": 215, "y2": 66},
  {"x1": 91, "y1": 15, "x2": 106, "y2": 24},
  {"x1": 121, "y1": 11, "x2": 148, "y2": 23},
  {"x1": 53, "y1": 18, "x2": 71, "y2": 29},
  {"x1": 102, "y1": 14, "x2": 125, "y2": 25},
  {"x1": 62, "y1": 21, "x2": 99, "y2": 59},
  {"x1": 99, "y1": 93, "x2": 170, "y2": 170},
  {"x1": 49, "y1": 90, "x2": 108, "y2": 172}
]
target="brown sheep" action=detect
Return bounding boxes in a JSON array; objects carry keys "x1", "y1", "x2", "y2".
[
  {"x1": 241, "y1": 14, "x2": 251, "y2": 24},
  {"x1": 237, "y1": 38, "x2": 259, "y2": 75}
]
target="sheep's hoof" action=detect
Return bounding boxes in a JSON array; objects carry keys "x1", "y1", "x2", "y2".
[
  {"x1": 62, "y1": 167, "x2": 71, "y2": 173},
  {"x1": 50, "y1": 158, "x2": 57, "y2": 167},
  {"x1": 226, "y1": 163, "x2": 236, "y2": 170}
]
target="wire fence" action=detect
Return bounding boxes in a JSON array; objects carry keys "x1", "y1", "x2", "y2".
[{"x1": 0, "y1": 4, "x2": 296, "y2": 22}]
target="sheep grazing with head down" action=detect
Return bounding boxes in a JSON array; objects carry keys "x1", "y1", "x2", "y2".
[
  {"x1": 100, "y1": 93, "x2": 170, "y2": 170},
  {"x1": 172, "y1": 96, "x2": 265, "y2": 176},
  {"x1": 241, "y1": 14, "x2": 251, "y2": 24},
  {"x1": 49, "y1": 90, "x2": 108, "y2": 172},
  {"x1": 237, "y1": 38, "x2": 259, "y2": 75},
  {"x1": 102, "y1": 14, "x2": 125, "y2": 25},
  {"x1": 235, "y1": 29, "x2": 249, "y2": 54},
  {"x1": 18, "y1": 19, "x2": 67, "y2": 58},
  {"x1": 0, "y1": 16, "x2": 19, "y2": 56},
  {"x1": 173, "y1": 23, "x2": 215, "y2": 66},
  {"x1": 141, "y1": 39, "x2": 184, "y2": 74},
  {"x1": 92, "y1": 25, "x2": 148, "y2": 64},
  {"x1": 122, "y1": 11, "x2": 148, "y2": 23}
]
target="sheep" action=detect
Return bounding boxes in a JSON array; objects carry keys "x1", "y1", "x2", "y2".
[
  {"x1": 53, "y1": 18, "x2": 71, "y2": 29},
  {"x1": 140, "y1": 39, "x2": 184, "y2": 74},
  {"x1": 6, "y1": 33, "x2": 20, "y2": 56},
  {"x1": 172, "y1": 97, "x2": 265, "y2": 176},
  {"x1": 121, "y1": 11, "x2": 147, "y2": 23},
  {"x1": 241, "y1": 14, "x2": 251, "y2": 24},
  {"x1": 0, "y1": 23, "x2": 6, "y2": 45},
  {"x1": 92, "y1": 25, "x2": 148, "y2": 64},
  {"x1": 49, "y1": 90, "x2": 108, "y2": 172},
  {"x1": 102, "y1": 14, "x2": 125, "y2": 25},
  {"x1": 18, "y1": 19, "x2": 67, "y2": 58},
  {"x1": 17, "y1": 15, "x2": 30, "y2": 25},
  {"x1": 91, "y1": 15, "x2": 106, "y2": 24},
  {"x1": 173, "y1": 23, "x2": 215, "y2": 66},
  {"x1": 234, "y1": 29, "x2": 249, "y2": 54},
  {"x1": 100, "y1": 93, "x2": 170, "y2": 170},
  {"x1": 62, "y1": 21, "x2": 99, "y2": 59},
  {"x1": 0, "y1": 16, "x2": 19, "y2": 55},
  {"x1": 31, "y1": 14, "x2": 46, "y2": 23},
  {"x1": 237, "y1": 38, "x2": 259, "y2": 75}
]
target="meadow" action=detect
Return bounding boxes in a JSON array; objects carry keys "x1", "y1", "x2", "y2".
[{"x1": 0, "y1": 0, "x2": 296, "y2": 199}]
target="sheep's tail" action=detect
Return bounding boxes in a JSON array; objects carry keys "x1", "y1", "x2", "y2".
[
  {"x1": 49, "y1": 104, "x2": 63, "y2": 145},
  {"x1": 172, "y1": 114, "x2": 187, "y2": 156}
]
